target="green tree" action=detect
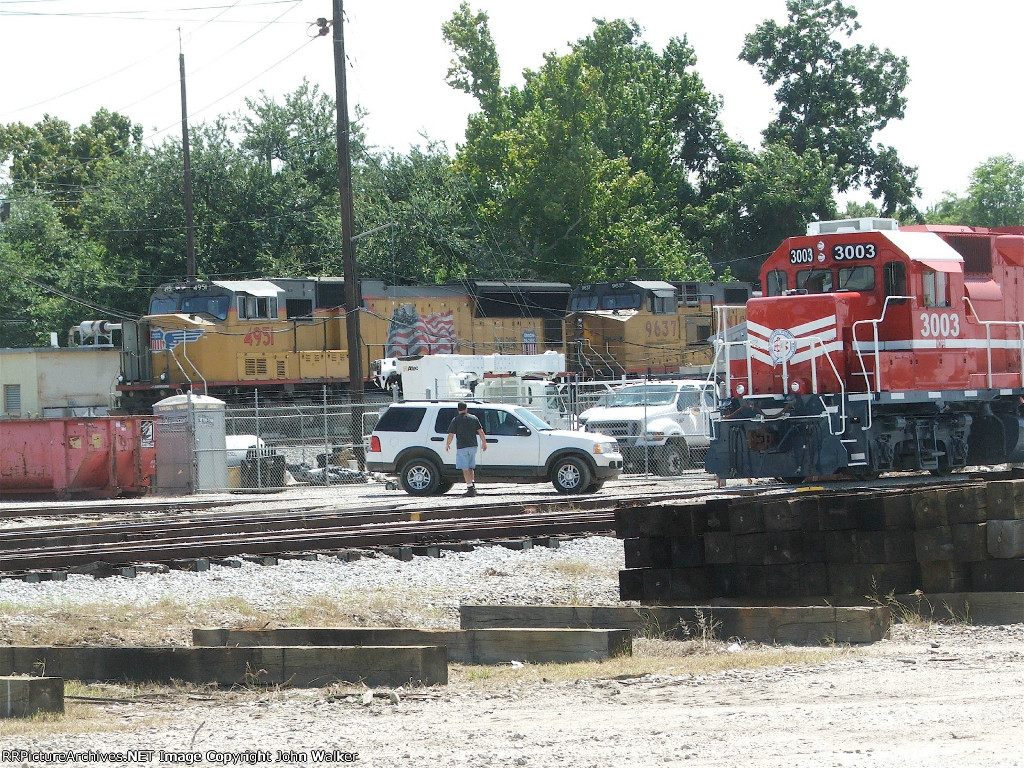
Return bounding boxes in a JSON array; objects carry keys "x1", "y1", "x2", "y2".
[
  {"x1": 841, "y1": 200, "x2": 880, "y2": 219},
  {"x1": 925, "y1": 155, "x2": 1024, "y2": 227},
  {"x1": 741, "y1": 0, "x2": 919, "y2": 216},
  {"x1": 357, "y1": 143, "x2": 476, "y2": 285},
  {"x1": 699, "y1": 141, "x2": 837, "y2": 281},
  {"x1": 444, "y1": 11, "x2": 724, "y2": 282},
  {"x1": 0, "y1": 194, "x2": 123, "y2": 346},
  {"x1": 0, "y1": 109, "x2": 143, "y2": 229}
]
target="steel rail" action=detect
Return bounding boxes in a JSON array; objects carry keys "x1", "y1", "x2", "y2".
[{"x1": 0, "y1": 508, "x2": 619, "y2": 571}]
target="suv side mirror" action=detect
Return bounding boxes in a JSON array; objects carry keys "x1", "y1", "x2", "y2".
[{"x1": 516, "y1": 424, "x2": 532, "y2": 437}]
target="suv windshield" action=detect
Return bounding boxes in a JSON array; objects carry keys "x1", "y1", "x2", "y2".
[
  {"x1": 514, "y1": 407, "x2": 553, "y2": 431},
  {"x1": 608, "y1": 385, "x2": 679, "y2": 407}
]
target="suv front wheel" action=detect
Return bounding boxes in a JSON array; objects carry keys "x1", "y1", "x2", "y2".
[
  {"x1": 550, "y1": 455, "x2": 592, "y2": 494},
  {"x1": 398, "y1": 456, "x2": 443, "y2": 495}
]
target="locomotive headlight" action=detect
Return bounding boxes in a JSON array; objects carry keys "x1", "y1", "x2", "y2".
[
  {"x1": 790, "y1": 379, "x2": 810, "y2": 395},
  {"x1": 735, "y1": 383, "x2": 746, "y2": 396}
]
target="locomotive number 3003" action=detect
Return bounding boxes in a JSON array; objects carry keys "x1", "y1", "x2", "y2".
[
  {"x1": 832, "y1": 243, "x2": 876, "y2": 260},
  {"x1": 920, "y1": 312, "x2": 960, "y2": 338},
  {"x1": 789, "y1": 247, "x2": 815, "y2": 264}
]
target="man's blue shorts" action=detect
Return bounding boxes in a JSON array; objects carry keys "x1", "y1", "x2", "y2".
[{"x1": 455, "y1": 446, "x2": 478, "y2": 470}]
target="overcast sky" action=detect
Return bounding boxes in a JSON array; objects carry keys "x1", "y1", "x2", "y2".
[{"x1": 1, "y1": 1, "x2": 1020, "y2": 208}]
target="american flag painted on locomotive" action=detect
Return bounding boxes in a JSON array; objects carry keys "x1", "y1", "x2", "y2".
[
  {"x1": 385, "y1": 304, "x2": 456, "y2": 356},
  {"x1": 747, "y1": 315, "x2": 840, "y2": 367},
  {"x1": 150, "y1": 327, "x2": 205, "y2": 352}
]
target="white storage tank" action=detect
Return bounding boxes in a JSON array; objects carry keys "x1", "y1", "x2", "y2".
[{"x1": 153, "y1": 393, "x2": 227, "y2": 494}]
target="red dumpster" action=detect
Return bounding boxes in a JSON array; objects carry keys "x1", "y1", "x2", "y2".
[{"x1": 0, "y1": 417, "x2": 156, "y2": 498}]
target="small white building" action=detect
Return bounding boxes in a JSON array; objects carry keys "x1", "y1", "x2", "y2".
[{"x1": 0, "y1": 346, "x2": 120, "y2": 418}]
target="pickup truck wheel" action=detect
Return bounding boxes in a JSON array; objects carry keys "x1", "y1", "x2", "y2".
[
  {"x1": 585, "y1": 481, "x2": 605, "y2": 493},
  {"x1": 551, "y1": 456, "x2": 592, "y2": 494},
  {"x1": 398, "y1": 457, "x2": 442, "y2": 495},
  {"x1": 437, "y1": 480, "x2": 454, "y2": 494},
  {"x1": 657, "y1": 441, "x2": 689, "y2": 476}
]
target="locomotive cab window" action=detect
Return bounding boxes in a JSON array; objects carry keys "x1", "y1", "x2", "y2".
[
  {"x1": 922, "y1": 269, "x2": 949, "y2": 308},
  {"x1": 182, "y1": 294, "x2": 229, "y2": 320},
  {"x1": 883, "y1": 261, "x2": 907, "y2": 302},
  {"x1": 646, "y1": 291, "x2": 675, "y2": 315},
  {"x1": 600, "y1": 292, "x2": 642, "y2": 310},
  {"x1": 765, "y1": 270, "x2": 788, "y2": 297},
  {"x1": 237, "y1": 295, "x2": 279, "y2": 320},
  {"x1": 150, "y1": 296, "x2": 177, "y2": 314},
  {"x1": 836, "y1": 266, "x2": 874, "y2": 292},
  {"x1": 569, "y1": 295, "x2": 599, "y2": 311},
  {"x1": 796, "y1": 269, "x2": 833, "y2": 294}
]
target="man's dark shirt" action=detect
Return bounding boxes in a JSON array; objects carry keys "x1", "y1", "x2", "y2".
[{"x1": 448, "y1": 412, "x2": 483, "y2": 449}]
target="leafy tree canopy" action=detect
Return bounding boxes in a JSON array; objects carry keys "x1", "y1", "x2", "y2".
[
  {"x1": 741, "y1": 0, "x2": 919, "y2": 217},
  {"x1": 444, "y1": 10, "x2": 725, "y2": 283},
  {"x1": 0, "y1": 109, "x2": 143, "y2": 230},
  {"x1": 925, "y1": 154, "x2": 1024, "y2": 228}
]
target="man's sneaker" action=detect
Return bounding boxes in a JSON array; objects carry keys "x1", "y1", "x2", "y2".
[{"x1": 465, "y1": 486, "x2": 477, "y2": 497}]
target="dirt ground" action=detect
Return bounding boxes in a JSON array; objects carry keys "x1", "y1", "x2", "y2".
[{"x1": 1, "y1": 622, "x2": 1021, "y2": 768}]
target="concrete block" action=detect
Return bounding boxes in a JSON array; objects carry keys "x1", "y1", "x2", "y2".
[{"x1": 0, "y1": 676, "x2": 64, "y2": 717}]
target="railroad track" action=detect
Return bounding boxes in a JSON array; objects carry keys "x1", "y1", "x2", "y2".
[
  {"x1": 0, "y1": 469, "x2": 1008, "y2": 574},
  {"x1": 0, "y1": 487, "x2": 725, "y2": 573}
]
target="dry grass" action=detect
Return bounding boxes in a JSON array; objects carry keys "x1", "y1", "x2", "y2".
[
  {"x1": 0, "y1": 587, "x2": 456, "y2": 647},
  {"x1": 540, "y1": 559, "x2": 612, "y2": 579},
  {"x1": 0, "y1": 681, "x2": 191, "y2": 739},
  {"x1": 453, "y1": 638, "x2": 844, "y2": 687}
]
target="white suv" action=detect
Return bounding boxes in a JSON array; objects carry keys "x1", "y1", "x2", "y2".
[
  {"x1": 366, "y1": 401, "x2": 623, "y2": 495},
  {"x1": 578, "y1": 379, "x2": 713, "y2": 475}
]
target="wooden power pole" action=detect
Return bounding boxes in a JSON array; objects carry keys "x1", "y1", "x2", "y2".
[
  {"x1": 179, "y1": 44, "x2": 197, "y2": 283},
  {"x1": 333, "y1": 0, "x2": 364, "y2": 401}
]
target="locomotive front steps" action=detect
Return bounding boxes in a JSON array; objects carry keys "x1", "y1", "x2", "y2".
[{"x1": 616, "y1": 480, "x2": 1024, "y2": 624}]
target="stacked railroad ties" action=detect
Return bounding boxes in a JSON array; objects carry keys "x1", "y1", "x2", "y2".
[{"x1": 617, "y1": 479, "x2": 1024, "y2": 603}]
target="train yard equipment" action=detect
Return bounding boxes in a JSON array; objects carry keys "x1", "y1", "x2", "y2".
[
  {"x1": 565, "y1": 280, "x2": 751, "y2": 378},
  {"x1": 113, "y1": 276, "x2": 754, "y2": 414},
  {"x1": 706, "y1": 217, "x2": 1024, "y2": 481}
]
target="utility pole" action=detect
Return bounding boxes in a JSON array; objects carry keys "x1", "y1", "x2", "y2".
[
  {"x1": 179, "y1": 33, "x2": 197, "y2": 283},
  {"x1": 332, "y1": 0, "x2": 364, "y2": 401}
]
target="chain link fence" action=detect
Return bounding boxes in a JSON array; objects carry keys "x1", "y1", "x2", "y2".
[
  {"x1": 194, "y1": 384, "x2": 711, "y2": 492},
  {"x1": 220, "y1": 391, "x2": 388, "y2": 490}
]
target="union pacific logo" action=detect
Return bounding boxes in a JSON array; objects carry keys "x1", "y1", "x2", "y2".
[{"x1": 150, "y1": 328, "x2": 205, "y2": 351}]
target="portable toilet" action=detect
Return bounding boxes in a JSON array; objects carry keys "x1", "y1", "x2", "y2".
[{"x1": 153, "y1": 393, "x2": 227, "y2": 494}]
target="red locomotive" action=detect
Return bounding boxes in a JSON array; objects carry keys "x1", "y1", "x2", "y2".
[{"x1": 706, "y1": 218, "x2": 1024, "y2": 481}]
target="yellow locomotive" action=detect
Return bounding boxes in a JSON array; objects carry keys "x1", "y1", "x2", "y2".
[
  {"x1": 565, "y1": 280, "x2": 751, "y2": 377},
  {"x1": 116, "y1": 278, "x2": 569, "y2": 411}
]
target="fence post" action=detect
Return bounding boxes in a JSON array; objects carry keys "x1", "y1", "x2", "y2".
[
  {"x1": 254, "y1": 389, "x2": 263, "y2": 488},
  {"x1": 323, "y1": 385, "x2": 331, "y2": 487}
]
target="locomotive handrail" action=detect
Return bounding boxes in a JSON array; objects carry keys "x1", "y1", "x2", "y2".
[
  {"x1": 171, "y1": 339, "x2": 208, "y2": 396},
  {"x1": 710, "y1": 304, "x2": 752, "y2": 409},
  {"x1": 792, "y1": 333, "x2": 847, "y2": 436},
  {"x1": 962, "y1": 297, "x2": 1024, "y2": 388},
  {"x1": 851, "y1": 294, "x2": 913, "y2": 394}
]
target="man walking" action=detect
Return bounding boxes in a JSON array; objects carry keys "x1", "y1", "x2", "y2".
[{"x1": 445, "y1": 402, "x2": 487, "y2": 496}]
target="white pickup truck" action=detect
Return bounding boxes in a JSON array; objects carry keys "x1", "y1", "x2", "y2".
[{"x1": 577, "y1": 379, "x2": 714, "y2": 474}]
